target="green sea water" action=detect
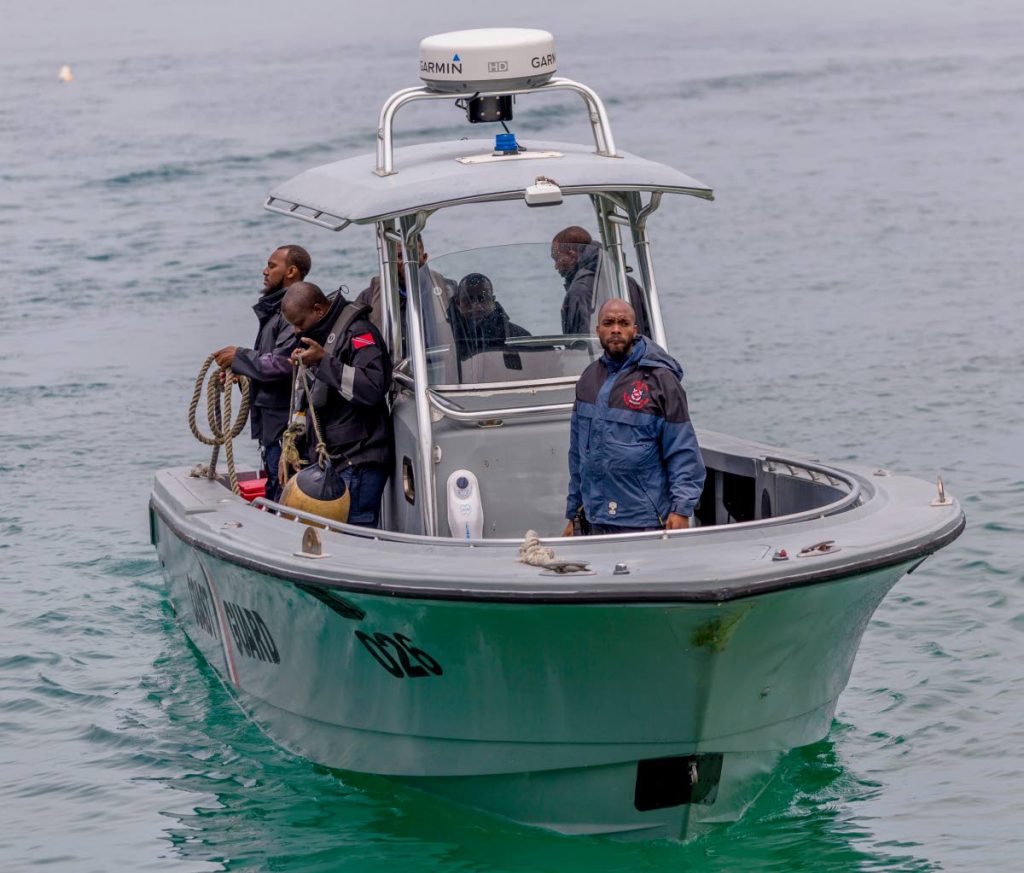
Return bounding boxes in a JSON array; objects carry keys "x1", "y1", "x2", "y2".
[{"x1": 2, "y1": 1, "x2": 1022, "y2": 869}]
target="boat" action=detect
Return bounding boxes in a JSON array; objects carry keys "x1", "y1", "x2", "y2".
[{"x1": 149, "y1": 28, "x2": 965, "y2": 841}]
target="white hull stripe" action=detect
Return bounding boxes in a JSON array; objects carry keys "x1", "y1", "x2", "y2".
[{"x1": 198, "y1": 557, "x2": 240, "y2": 687}]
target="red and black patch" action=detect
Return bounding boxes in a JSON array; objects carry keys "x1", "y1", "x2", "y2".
[
  {"x1": 623, "y1": 379, "x2": 652, "y2": 410},
  {"x1": 352, "y1": 332, "x2": 376, "y2": 349}
]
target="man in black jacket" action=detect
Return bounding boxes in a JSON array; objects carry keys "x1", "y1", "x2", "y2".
[
  {"x1": 550, "y1": 226, "x2": 651, "y2": 336},
  {"x1": 213, "y1": 244, "x2": 310, "y2": 501},
  {"x1": 283, "y1": 282, "x2": 392, "y2": 528},
  {"x1": 447, "y1": 272, "x2": 530, "y2": 359}
]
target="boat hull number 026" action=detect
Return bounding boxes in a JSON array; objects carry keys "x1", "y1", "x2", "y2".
[{"x1": 355, "y1": 631, "x2": 443, "y2": 678}]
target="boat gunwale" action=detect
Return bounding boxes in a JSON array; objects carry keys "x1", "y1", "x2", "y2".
[{"x1": 149, "y1": 487, "x2": 966, "y2": 606}]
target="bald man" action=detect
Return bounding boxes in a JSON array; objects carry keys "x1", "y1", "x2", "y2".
[
  {"x1": 563, "y1": 299, "x2": 705, "y2": 535},
  {"x1": 282, "y1": 282, "x2": 392, "y2": 527}
]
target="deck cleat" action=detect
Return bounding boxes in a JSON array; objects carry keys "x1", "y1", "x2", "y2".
[
  {"x1": 797, "y1": 540, "x2": 840, "y2": 557},
  {"x1": 931, "y1": 475, "x2": 954, "y2": 507}
]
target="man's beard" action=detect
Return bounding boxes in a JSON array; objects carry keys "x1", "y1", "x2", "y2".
[{"x1": 602, "y1": 345, "x2": 629, "y2": 361}]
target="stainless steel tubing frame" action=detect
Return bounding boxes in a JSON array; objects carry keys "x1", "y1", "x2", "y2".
[{"x1": 375, "y1": 77, "x2": 618, "y2": 176}]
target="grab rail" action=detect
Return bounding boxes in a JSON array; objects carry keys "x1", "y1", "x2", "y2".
[
  {"x1": 762, "y1": 456, "x2": 860, "y2": 501},
  {"x1": 427, "y1": 390, "x2": 573, "y2": 423},
  {"x1": 250, "y1": 455, "x2": 862, "y2": 547},
  {"x1": 392, "y1": 371, "x2": 574, "y2": 422}
]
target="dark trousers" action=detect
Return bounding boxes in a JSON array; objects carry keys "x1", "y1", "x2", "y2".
[
  {"x1": 261, "y1": 442, "x2": 283, "y2": 503},
  {"x1": 337, "y1": 462, "x2": 388, "y2": 528},
  {"x1": 588, "y1": 521, "x2": 660, "y2": 535}
]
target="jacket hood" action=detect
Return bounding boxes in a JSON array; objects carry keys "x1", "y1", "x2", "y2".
[
  {"x1": 449, "y1": 299, "x2": 512, "y2": 336},
  {"x1": 562, "y1": 242, "x2": 603, "y2": 288},
  {"x1": 637, "y1": 337, "x2": 684, "y2": 379},
  {"x1": 253, "y1": 286, "x2": 286, "y2": 322},
  {"x1": 447, "y1": 300, "x2": 516, "y2": 358}
]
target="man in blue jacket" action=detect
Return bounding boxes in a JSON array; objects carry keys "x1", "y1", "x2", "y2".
[{"x1": 562, "y1": 299, "x2": 705, "y2": 535}]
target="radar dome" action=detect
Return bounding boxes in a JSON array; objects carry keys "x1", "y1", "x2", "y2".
[{"x1": 419, "y1": 28, "x2": 556, "y2": 94}]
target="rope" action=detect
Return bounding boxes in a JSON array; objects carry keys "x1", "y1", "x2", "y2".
[
  {"x1": 295, "y1": 362, "x2": 331, "y2": 469},
  {"x1": 278, "y1": 361, "x2": 307, "y2": 487},
  {"x1": 519, "y1": 530, "x2": 556, "y2": 566},
  {"x1": 277, "y1": 361, "x2": 333, "y2": 487},
  {"x1": 278, "y1": 420, "x2": 307, "y2": 486},
  {"x1": 187, "y1": 353, "x2": 251, "y2": 495},
  {"x1": 518, "y1": 529, "x2": 591, "y2": 574}
]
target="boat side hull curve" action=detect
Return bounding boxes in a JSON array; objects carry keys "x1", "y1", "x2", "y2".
[{"x1": 154, "y1": 511, "x2": 909, "y2": 839}]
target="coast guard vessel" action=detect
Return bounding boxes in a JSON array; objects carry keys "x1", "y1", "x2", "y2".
[{"x1": 149, "y1": 29, "x2": 964, "y2": 840}]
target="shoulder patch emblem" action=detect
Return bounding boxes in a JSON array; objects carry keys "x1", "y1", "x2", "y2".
[
  {"x1": 623, "y1": 379, "x2": 652, "y2": 410},
  {"x1": 352, "y1": 332, "x2": 376, "y2": 349}
]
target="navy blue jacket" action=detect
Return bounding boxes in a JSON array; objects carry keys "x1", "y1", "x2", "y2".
[
  {"x1": 230, "y1": 287, "x2": 297, "y2": 445},
  {"x1": 566, "y1": 337, "x2": 706, "y2": 528}
]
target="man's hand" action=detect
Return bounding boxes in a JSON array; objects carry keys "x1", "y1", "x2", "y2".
[
  {"x1": 291, "y1": 336, "x2": 326, "y2": 366},
  {"x1": 665, "y1": 513, "x2": 691, "y2": 530},
  {"x1": 659, "y1": 511, "x2": 692, "y2": 532},
  {"x1": 562, "y1": 520, "x2": 575, "y2": 537},
  {"x1": 213, "y1": 346, "x2": 237, "y2": 368}
]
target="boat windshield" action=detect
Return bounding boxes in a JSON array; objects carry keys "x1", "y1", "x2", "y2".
[{"x1": 417, "y1": 242, "x2": 621, "y2": 387}]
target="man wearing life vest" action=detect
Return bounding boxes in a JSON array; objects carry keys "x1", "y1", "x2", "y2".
[
  {"x1": 563, "y1": 299, "x2": 705, "y2": 535},
  {"x1": 213, "y1": 244, "x2": 309, "y2": 501},
  {"x1": 282, "y1": 282, "x2": 393, "y2": 527}
]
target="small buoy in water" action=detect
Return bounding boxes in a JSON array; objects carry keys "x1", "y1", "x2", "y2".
[
  {"x1": 58, "y1": 64, "x2": 73, "y2": 83},
  {"x1": 280, "y1": 463, "x2": 350, "y2": 524}
]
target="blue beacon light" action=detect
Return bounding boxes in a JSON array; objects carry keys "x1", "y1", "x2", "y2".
[{"x1": 494, "y1": 132, "x2": 519, "y2": 155}]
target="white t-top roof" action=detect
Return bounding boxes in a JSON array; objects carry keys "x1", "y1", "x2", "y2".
[{"x1": 266, "y1": 139, "x2": 713, "y2": 228}]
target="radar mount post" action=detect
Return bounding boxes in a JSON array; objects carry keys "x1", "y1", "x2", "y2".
[{"x1": 375, "y1": 77, "x2": 618, "y2": 176}]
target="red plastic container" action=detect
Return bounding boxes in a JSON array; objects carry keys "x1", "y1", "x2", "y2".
[{"x1": 238, "y1": 477, "x2": 267, "y2": 502}]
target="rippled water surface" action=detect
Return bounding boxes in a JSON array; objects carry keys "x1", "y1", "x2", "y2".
[{"x1": 2, "y1": 1, "x2": 1022, "y2": 870}]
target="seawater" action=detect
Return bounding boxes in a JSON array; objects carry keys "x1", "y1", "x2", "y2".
[{"x1": 1, "y1": 1, "x2": 1022, "y2": 870}]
